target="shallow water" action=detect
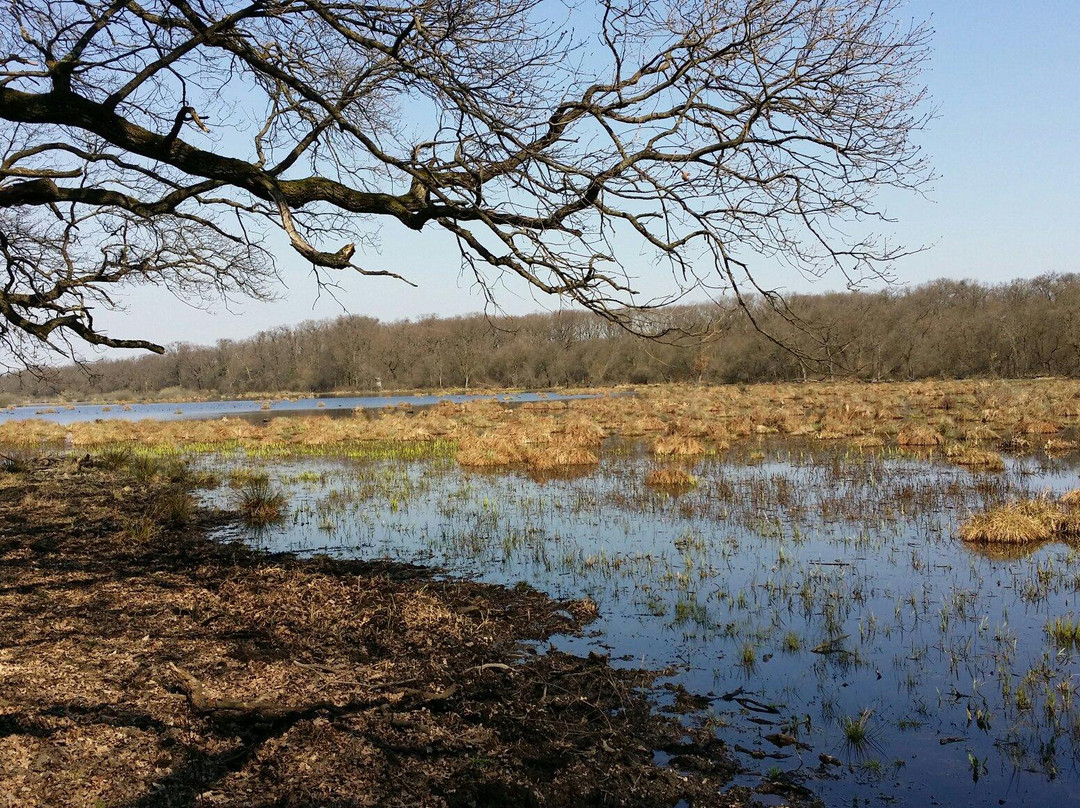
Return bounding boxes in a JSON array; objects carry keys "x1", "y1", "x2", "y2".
[
  {"x1": 0, "y1": 391, "x2": 602, "y2": 425},
  {"x1": 203, "y1": 441, "x2": 1080, "y2": 806}
]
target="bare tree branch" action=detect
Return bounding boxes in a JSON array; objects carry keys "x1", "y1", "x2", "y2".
[{"x1": 0, "y1": 0, "x2": 932, "y2": 361}]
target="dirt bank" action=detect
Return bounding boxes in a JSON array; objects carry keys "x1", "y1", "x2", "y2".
[{"x1": 0, "y1": 457, "x2": 757, "y2": 807}]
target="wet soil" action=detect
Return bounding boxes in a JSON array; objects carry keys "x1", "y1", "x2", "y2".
[{"x1": 0, "y1": 458, "x2": 755, "y2": 807}]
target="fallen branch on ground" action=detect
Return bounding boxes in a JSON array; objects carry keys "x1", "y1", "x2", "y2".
[{"x1": 168, "y1": 663, "x2": 458, "y2": 721}]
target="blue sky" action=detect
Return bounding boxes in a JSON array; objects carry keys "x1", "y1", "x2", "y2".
[{"x1": 99, "y1": 0, "x2": 1080, "y2": 351}]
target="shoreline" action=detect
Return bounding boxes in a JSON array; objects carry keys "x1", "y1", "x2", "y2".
[{"x1": 0, "y1": 456, "x2": 755, "y2": 807}]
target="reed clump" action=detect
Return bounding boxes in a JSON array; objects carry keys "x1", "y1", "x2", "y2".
[
  {"x1": 651, "y1": 435, "x2": 707, "y2": 457},
  {"x1": 1060, "y1": 490, "x2": 1080, "y2": 509},
  {"x1": 896, "y1": 425, "x2": 943, "y2": 447},
  {"x1": 455, "y1": 425, "x2": 599, "y2": 471},
  {"x1": 1022, "y1": 419, "x2": 1061, "y2": 435},
  {"x1": 456, "y1": 434, "x2": 524, "y2": 467},
  {"x1": 1045, "y1": 438, "x2": 1078, "y2": 454},
  {"x1": 524, "y1": 443, "x2": 599, "y2": 471},
  {"x1": 1046, "y1": 615, "x2": 1080, "y2": 651},
  {"x1": 645, "y1": 467, "x2": 697, "y2": 489},
  {"x1": 233, "y1": 475, "x2": 288, "y2": 526},
  {"x1": 946, "y1": 445, "x2": 1006, "y2": 471},
  {"x1": 558, "y1": 415, "x2": 606, "y2": 446},
  {"x1": 959, "y1": 500, "x2": 1064, "y2": 545},
  {"x1": 152, "y1": 485, "x2": 196, "y2": 528}
]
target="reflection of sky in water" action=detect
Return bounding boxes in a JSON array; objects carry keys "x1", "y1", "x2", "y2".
[{"x1": 206, "y1": 443, "x2": 1080, "y2": 807}]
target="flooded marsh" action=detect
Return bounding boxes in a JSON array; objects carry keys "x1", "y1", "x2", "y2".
[
  {"x1": 173, "y1": 436, "x2": 1080, "y2": 806},
  {"x1": 10, "y1": 379, "x2": 1080, "y2": 805}
]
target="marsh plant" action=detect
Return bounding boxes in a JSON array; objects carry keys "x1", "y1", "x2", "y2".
[
  {"x1": 1046, "y1": 615, "x2": 1080, "y2": 653},
  {"x1": 152, "y1": 485, "x2": 195, "y2": 528},
  {"x1": 840, "y1": 710, "x2": 881, "y2": 760},
  {"x1": 234, "y1": 474, "x2": 289, "y2": 526}
]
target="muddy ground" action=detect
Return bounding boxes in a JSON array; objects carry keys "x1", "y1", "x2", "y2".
[{"x1": 0, "y1": 456, "x2": 778, "y2": 807}]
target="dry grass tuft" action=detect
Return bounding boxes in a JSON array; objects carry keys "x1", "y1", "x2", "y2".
[
  {"x1": 233, "y1": 475, "x2": 288, "y2": 526},
  {"x1": 456, "y1": 435, "x2": 523, "y2": 467},
  {"x1": 645, "y1": 466, "x2": 697, "y2": 488},
  {"x1": 621, "y1": 416, "x2": 666, "y2": 436},
  {"x1": 524, "y1": 443, "x2": 599, "y2": 471},
  {"x1": 1058, "y1": 510, "x2": 1080, "y2": 537},
  {"x1": 558, "y1": 415, "x2": 606, "y2": 446},
  {"x1": 959, "y1": 500, "x2": 1063, "y2": 544},
  {"x1": 1023, "y1": 419, "x2": 1061, "y2": 435},
  {"x1": 896, "y1": 425, "x2": 943, "y2": 447},
  {"x1": 961, "y1": 425, "x2": 1000, "y2": 443},
  {"x1": 1045, "y1": 437, "x2": 1078, "y2": 454},
  {"x1": 1060, "y1": 489, "x2": 1080, "y2": 509},
  {"x1": 945, "y1": 445, "x2": 1006, "y2": 471},
  {"x1": 651, "y1": 435, "x2": 706, "y2": 457}
]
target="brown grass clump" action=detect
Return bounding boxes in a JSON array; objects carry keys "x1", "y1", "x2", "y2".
[
  {"x1": 946, "y1": 445, "x2": 1006, "y2": 471},
  {"x1": 0, "y1": 419, "x2": 65, "y2": 446},
  {"x1": 725, "y1": 415, "x2": 754, "y2": 438},
  {"x1": 621, "y1": 416, "x2": 666, "y2": 436},
  {"x1": 457, "y1": 422, "x2": 600, "y2": 471},
  {"x1": 756, "y1": 408, "x2": 802, "y2": 434},
  {"x1": 1060, "y1": 490, "x2": 1080, "y2": 509},
  {"x1": 999, "y1": 433, "x2": 1031, "y2": 450},
  {"x1": 558, "y1": 415, "x2": 606, "y2": 446},
  {"x1": 1058, "y1": 510, "x2": 1080, "y2": 537},
  {"x1": 896, "y1": 425, "x2": 943, "y2": 447},
  {"x1": 523, "y1": 443, "x2": 599, "y2": 471},
  {"x1": 233, "y1": 476, "x2": 288, "y2": 526},
  {"x1": 644, "y1": 466, "x2": 697, "y2": 489},
  {"x1": 706, "y1": 426, "x2": 732, "y2": 450},
  {"x1": 651, "y1": 435, "x2": 706, "y2": 457},
  {"x1": 961, "y1": 425, "x2": 1000, "y2": 444},
  {"x1": 1023, "y1": 419, "x2": 1061, "y2": 435},
  {"x1": 1045, "y1": 437, "x2": 1078, "y2": 454},
  {"x1": 959, "y1": 500, "x2": 1062, "y2": 544},
  {"x1": 455, "y1": 434, "x2": 524, "y2": 467},
  {"x1": 817, "y1": 421, "x2": 865, "y2": 440}
]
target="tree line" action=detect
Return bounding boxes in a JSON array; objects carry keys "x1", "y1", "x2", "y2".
[{"x1": 3, "y1": 274, "x2": 1079, "y2": 400}]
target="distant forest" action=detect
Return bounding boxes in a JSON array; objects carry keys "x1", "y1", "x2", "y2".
[{"x1": 4, "y1": 274, "x2": 1080, "y2": 399}]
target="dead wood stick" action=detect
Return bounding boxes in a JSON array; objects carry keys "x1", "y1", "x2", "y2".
[
  {"x1": 169, "y1": 664, "x2": 456, "y2": 720},
  {"x1": 169, "y1": 663, "x2": 334, "y2": 719},
  {"x1": 470, "y1": 662, "x2": 512, "y2": 673}
]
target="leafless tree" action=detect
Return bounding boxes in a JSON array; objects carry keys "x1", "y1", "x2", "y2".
[{"x1": 0, "y1": 0, "x2": 931, "y2": 361}]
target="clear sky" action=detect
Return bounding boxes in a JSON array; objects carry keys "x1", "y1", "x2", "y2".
[{"x1": 93, "y1": 0, "x2": 1080, "y2": 353}]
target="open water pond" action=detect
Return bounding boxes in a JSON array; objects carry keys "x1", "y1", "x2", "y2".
[
  {"x1": 0, "y1": 390, "x2": 603, "y2": 425},
  {"x1": 202, "y1": 440, "x2": 1080, "y2": 806}
]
